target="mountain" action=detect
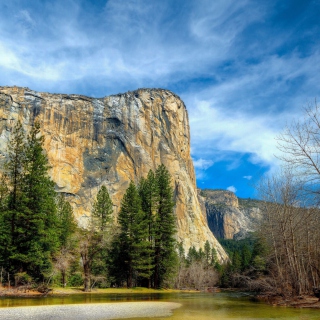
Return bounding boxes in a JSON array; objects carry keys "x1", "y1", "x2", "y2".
[
  {"x1": 198, "y1": 189, "x2": 264, "y2": 240},
  {"x1": 0, "y1": 86, "x2": 228, "y2": 261}
]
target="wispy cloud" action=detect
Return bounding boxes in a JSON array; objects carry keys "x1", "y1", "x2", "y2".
[
  {"x1": 0, "y1": 0, "x2": 319, "y2": 196},
  {"x1": 227, "y1": 186, "x2": 237, "y2": 193},
  {"x1": 243, "y1": 176, "x2": 252, "y2": 180},
  {"x1": 193, "y1": 158, "x2": 214, "y2": 170}
]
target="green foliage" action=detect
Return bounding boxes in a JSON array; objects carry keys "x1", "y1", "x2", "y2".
[
  {"x1": 109, "y1": 165, "x2": 176, "y2": 289},
  {"x1": 218, "y1": 234, "x2": 268, "y2": 288},
  {"x1": 241, "y1": 244, "x2": 252, "y2": 270},
  {"x1": 92, "y1": 185, "x2": 113, "y2": 232},
  {"x1": 0, "y1": 121, "x2": 60, "y2": 280},
  {"x1": 68, "y1": 273, "x2": 83, "y2": 287},
  {"x1": 56, "y1": 194, "x2": 77, "y2": 248},
  {"x1": 89, "y1": 185, "x2": 115, "y2": 289},
  {"x1": 15, "y1": 122, "x2": 59, "y2": 280},
  {"x1": 153, "y1": 164, "x2": 176, "y2": 288},
  {"x1": 117, "y1": 181, "x2": 152, "y2": 287},
  {"x1": 0, "y1": 125, "x2": 177, "y2": 290}
]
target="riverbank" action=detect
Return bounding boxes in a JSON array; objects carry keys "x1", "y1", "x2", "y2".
[
  {"x1": 0, "y1": 286, "x2": 189, "y2": 297},
  {"x1": 0, "y1": 301, "x2": 181, "y2": 320},
  {"x1": 256, "y1": 293, "x2": 320, "y2": 308}
]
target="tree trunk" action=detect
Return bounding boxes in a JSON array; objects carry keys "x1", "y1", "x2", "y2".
[
  {"x1": 62, "y1": 271, "x2": 66, "y2": 287},
  {"x1": 127, "y1": 264, "x2": 133, "y2": 288},
  {"x1": 83, "y1": 262, "x2": 91, "y2": 292}
]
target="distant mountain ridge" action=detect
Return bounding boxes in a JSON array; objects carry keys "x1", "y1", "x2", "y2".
[{"x1": 198, "y1": 189, "x2": 264, "y2": 240}]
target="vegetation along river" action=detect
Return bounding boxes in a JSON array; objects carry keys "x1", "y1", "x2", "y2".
[{"x1": 1, "y1": 291, "x2": 320, "y2": 320}]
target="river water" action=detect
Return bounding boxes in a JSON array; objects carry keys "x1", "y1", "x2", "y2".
[{"x1": 1, "y1": 291, "x2": 320, "y2": 319}]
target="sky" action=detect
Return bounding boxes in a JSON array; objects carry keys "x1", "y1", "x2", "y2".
[{"x1": 0, "y1": 0, "x2": 319, "y2": 199}]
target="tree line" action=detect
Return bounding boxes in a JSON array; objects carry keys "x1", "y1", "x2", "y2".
[{"x1": 0, "y1": 121, "x2": 179, "y2": 291}]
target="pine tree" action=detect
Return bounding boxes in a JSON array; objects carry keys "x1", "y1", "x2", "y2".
[
  {"x1": 154, "y1": 164, "x2": 176, "y2": 288},
  {"x1": 0, "y1": 173, "x2": 9, "y2": 268},
  {"x1": 56, "y1": 193, "x2": 77, "y2": 248},
  {"x1": 204, "y1": 240, "x2": 211, "y2": 267},
  {"x1": 241, "y1": 244, "x2": 251, "y2": 270},
  {"x1": 91, "y1": 185, "x2": 113, "y2": 232},
  {"x1": 78, "y1": 186, "x2": 114, "y2": 291},
  {"x1": 138, "y1": 170, "x2": 158, "y2": 286},
  {"x1": 117, "y1": 181, "x2": 152, "y2": 287},
  {"x1": 11, "y1": 121, "x2": 59, "y2": 280},
  {"x1": 90, "y1": 185, "x2": 114, "y2": 288},
  {"x1": 231, "y1": 251, "x2": 242, "y2": 272},
  {"x1": 211, "y1": 247, "x2": 218, "y2": 267},
  {"x1": 5, "y1": 121, "x2": 26, "y2": 251},
  {"x1": 0, "y1": 121, "x2": 27, "y2": 273}
]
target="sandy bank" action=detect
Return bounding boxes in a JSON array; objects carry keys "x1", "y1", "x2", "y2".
[{"x1": 0, "y1": 301, "x2": 181, "y2": 320}]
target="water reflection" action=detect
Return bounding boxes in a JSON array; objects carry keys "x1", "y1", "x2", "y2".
[{"x1": 1, "y1": 291, "x2": 320, "y2": 319}]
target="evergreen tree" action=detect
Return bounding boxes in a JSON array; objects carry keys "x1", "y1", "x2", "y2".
[
  {"x1": 117, "y1": 181, "x2": 152, "y2": 287},
  {"x1": 187, "y1": 246, "x2": 198, "y2": 266},
  {"x1": 204, "y1": 240, "x2": 211, "y2": 267},
  {"x1": 78, "y1": 186, "x2": 115, "y2": 291},
  {"x1": 56, "y1": 193, "x2": 77, "y2": 248},
  {"x1": 14, "y1": 121, "x2": 59, "y2": 279},
  {"x1": 0, "y1": 121, "x2": 27, "y2": 273},
  {"x1": 91, "y1": 185, "x2": 113, "y2": 232},
  {"x1": 0, "y1": 173, "x2": 9, "y2": 268},
  {"x1": 90, "y1": 185, "x2": 114, "y2": 287},
  {"x1": 211, "y1": 247, "x2": 218, "y2": 267},
  {"x1": 2, "y1": 121, "x2": 59, "y2": 280},
  {"x1": 4, "y1": 121, "x2": 27, "y2": 270},
  {"x1": 241, "y1": 244, "x2": 251, "y2": 270},
  {"x1": 231, "y1": 251, "x2": 242, "y2": 272},
  {"x1": 154, "y1": 164, "x2": 176, "y2": 288},
  {"x1": 138, "y1": 170, "x2": 158, "y2": 286}
]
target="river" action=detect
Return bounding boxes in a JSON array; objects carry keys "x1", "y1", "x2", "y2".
[{"x1": 1, "y1": 291, "x2": 320, "y2": 319}]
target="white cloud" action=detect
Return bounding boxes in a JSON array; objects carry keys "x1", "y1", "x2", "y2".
[
  {"x1": 188, "y1": 98, "x2": 283, "y2": 165},
  {"x1": 0, "y1": 0, "x2": 319, "y2": 180},
  {"x1": 243, "y1": 176, "x2": 252, "y2": 180},
  {"x1": 193, "y1": 158, "x2": 214, "y2": 170},
  {"x1": 227, "y1": 186, "x2": 237, "y2": 193}
]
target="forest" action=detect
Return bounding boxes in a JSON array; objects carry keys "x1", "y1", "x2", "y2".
[
  {"x1": 1, "y1": 103, "x2": 320, "y2": 300},
  {"x1": 0, "y1": 121, "x2": 219, "y2": 292}
]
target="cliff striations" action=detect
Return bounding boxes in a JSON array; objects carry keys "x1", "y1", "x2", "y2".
[
  {"x1": 199, "y1": 189, "x2": 264, "y2": 240},
  {"x1": 0, "y1": 86, "x2": 228, "y2": 261}
]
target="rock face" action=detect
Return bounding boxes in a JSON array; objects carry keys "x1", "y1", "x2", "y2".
[
  {"x1": 199, "y1": 189, "x2": 264, "y2": 240},
  {"x1": 0, "y1": 86, "x2": 228, "y2": 262}
]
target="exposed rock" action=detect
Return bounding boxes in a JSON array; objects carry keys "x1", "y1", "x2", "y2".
[
  {"x1": 0, "y1": 86, "x2": 228, "y2": 262},
  {"x1": 199, "y1": 189, "x2": 264, "y2": 240}
]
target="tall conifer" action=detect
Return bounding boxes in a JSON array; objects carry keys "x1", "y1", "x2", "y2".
[
  {"x1": 56, "y1": 193, "x2": 77, "y2": 247},
  {"x1": 118, "y1": 181, "x2": 152, "y2": 287},
  {"x1": 154, "y1": 164, "x2": 176, "y2": 288},
  {"x1": 138, "y1": 170, "x2": 158, "y2": 286},
  {"x1": 92, "y1": 185, "x2": 113, "y2": 232},
  {"x1": 1, "y1": 121, "x2": 27, "y2": 273},
  {"x1": 4, "y1": 121, "x2": 59, "y2": 279}
]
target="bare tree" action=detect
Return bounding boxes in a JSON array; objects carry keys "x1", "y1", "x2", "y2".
[
  {"x1": 78, "y1": 223, "x2": 118, "y2": 292},
  {"x1": 257, "y1": 169, "x2": 320, "y2": 297},
  {"x1": 54, "y1": 246, "x2": 76, "y2": 287},
  {"x1": 277, "y1": 101, "x2": 320, "y2": 199},
  {"x1": 176, "y1": 258, "x2": 218, "y2": 290}
]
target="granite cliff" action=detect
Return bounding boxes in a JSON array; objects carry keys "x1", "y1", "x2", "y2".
[
  {"x1": 0, "y1": 86, "x2": 228, "y2": 261},
  {"x1": 199, "y1": 189, "x2": 264, "y2": 240}
]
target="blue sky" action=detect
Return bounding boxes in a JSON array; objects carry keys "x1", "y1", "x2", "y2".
[{"x1": 0, "y1": 0, "x2": 319, "y2": 198}]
